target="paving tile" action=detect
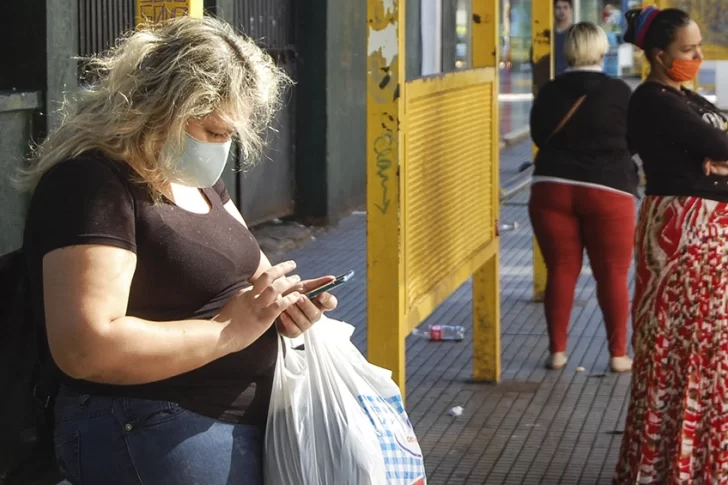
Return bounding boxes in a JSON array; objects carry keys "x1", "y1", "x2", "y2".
[{"x1": 276, "y1": 140, "x2": 630, "y2": 484}]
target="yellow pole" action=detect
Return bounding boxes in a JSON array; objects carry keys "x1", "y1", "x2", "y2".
[
  {"x1": 471, "y1": 0, "x2": 501, "y2": 382},
  {"x1": 531, "y1": 0, "x2": 553, "y2": 302},
  {"x1": 137, "y1": 0, "x2": 203, "y2": 25},
  {"x1": 366, "y1": 0, "x2": 407, "y2": 392}
]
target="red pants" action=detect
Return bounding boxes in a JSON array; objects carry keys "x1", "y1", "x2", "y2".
[{"x1": 528, "y1": 182, "x2": 635, "y2": 357}]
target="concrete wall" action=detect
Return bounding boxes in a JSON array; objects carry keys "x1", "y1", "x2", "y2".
[
  {"x1": 325, "y1": 0, "x2": 367, "y2": 220},
  {"x1": 207, "y1": 0, "x2": 367, "y2": 225},
  {"x1": 295, "y1": 0, "x2": 331, "y2": 222},
  {"x1": 0, "y1": 0, "x2": 46, "y2": 92},
  {"x1": 295, "y1": 0, "x2": 367, "y2": 225},
  {"x1": 46, "y1": 1, "x2": 79, "y2": 133},
  {"x1": 0, "y1": 0, "x2": 51, "y2": 254},
  {"x1": 0, "y1": 93, "x2": 42, "y2": 254}
]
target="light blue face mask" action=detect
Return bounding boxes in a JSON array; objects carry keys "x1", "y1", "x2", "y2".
[{"x1": 168, "y1": 133, "x2": 232, "y2": 188}]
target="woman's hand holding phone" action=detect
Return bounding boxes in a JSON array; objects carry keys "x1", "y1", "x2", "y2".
[{"x1": 277, "y1": 275, "x2": 339, "y2": 338}]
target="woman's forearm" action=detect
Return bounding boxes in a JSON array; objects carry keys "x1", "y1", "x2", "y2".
[
  {"x1": 68, "y1": 316, "x2": 227, "y2": 385},
  {"x1": 55, "y1": 312, "x2": 269, "y2": 386}
]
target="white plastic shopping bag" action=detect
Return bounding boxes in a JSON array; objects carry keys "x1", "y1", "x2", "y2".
[{"x1": 264, "y1": 316, "x2": 427, "y2": 485}]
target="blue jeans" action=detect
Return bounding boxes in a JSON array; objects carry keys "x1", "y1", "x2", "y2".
[{"x1": 53, "y1": 387, "x2": 263, "y2": 485}]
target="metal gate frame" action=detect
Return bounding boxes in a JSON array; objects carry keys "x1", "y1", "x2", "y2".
[{"x1": 366, "y1": 0, "x2": 502, "y2": 395}]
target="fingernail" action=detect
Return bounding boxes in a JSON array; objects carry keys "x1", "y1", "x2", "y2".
[{"x1": 299, "y1": 296, "x2": 307, "y2": 304}]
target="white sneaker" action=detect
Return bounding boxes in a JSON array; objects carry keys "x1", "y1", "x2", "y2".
[{"x1": 545, "y1": 352, "x2": 568, "y2": 370}]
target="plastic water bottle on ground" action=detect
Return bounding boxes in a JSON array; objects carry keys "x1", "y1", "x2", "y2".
[
  {"x1": 498, "y1": 221, "x2": 519, "y2": 233},
  {"x1": 411, "y1": 325, "x2": 465, "y2": 342}
]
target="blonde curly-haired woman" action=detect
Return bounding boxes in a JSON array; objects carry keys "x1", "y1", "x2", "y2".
[{"x1": 20, "y1": 16, "x2": 337, "y2": 484}]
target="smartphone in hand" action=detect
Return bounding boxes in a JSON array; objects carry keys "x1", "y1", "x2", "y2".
[{"x1": 304, "y1": 270, "x2": 354, "y2": 299}]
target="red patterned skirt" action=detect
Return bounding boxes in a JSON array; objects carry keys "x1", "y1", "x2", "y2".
[{"x1": 615, "y1": 196, "x2": 728, "y2": 484}]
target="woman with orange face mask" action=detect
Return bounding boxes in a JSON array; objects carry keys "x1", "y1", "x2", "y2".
[{"x1": 614, "y1": 7, "x2": 728, "y2": 483}]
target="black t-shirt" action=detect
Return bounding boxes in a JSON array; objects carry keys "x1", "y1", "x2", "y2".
[
  {"x1": 23, "y1": 153, "x2": 276, "y2": 427},
  {"x1": 629, "y1": 82, "x2": 728, "y2": 201}
]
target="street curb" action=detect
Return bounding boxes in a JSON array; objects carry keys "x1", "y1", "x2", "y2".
[{"x1": 502, "y1": 126, "x2": 531, "y2": 148}]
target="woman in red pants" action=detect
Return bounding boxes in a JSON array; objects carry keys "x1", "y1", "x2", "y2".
[{"x1": 529, "y1": 22, "x2": 637, "y2": 372}]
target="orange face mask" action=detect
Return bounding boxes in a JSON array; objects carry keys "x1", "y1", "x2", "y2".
[{"x1": 665, "y1": 58, "x2": 702, "y2": 83}]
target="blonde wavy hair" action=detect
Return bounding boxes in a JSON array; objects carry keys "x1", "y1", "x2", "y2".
[{"x1": 16, "y1": 15, "x2": 289, "y2": 193}]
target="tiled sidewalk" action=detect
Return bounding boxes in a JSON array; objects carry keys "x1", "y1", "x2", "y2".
[{"x1": 273, "y1": 140, "x2": 632, "y2": 484}]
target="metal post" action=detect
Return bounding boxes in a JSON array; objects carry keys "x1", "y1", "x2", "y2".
[
  {"x1": 366, "y1": 0, "x2": 407, "y2": 392},
  {"x1": 531, "y1": 0, "x2": 553, "y2": 302},
  {"x1": 471, "y1": 0, "x2": 501, "y2": 382}
]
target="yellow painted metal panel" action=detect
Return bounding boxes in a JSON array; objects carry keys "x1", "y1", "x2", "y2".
[
  {"x1": 531, "y1": 1, "x2": 553, "y2": 91},
  {"x1": 472, "y1": 0, "x2": 498, "y2": 69},
  {"x1": 366, "y1": 0, "x2": 502, "y2": 394},
  {"x1": 473, "y1": 249, "x2": 500, "y2": 381},
  {"x1": 404, "y1": 68, "x2": 494, "y2": 99},
  {"x1": 472, "y1": 0, "x2": 501, "y2": 383},
  {"x1": 136, "y1": 0, "x2": 203, "y2": 25},
  {"x1": 366, "y1": 0, "x2": 407, "y2": 393},
  {"x1": 402, "y1": 72, "x2": 495, "y2": 315},
  {"x1": 405, "y1": 237, "x2": 497, "y2": 327},
  {"x1": 532, "y1": 238, "x2": 547, "y2": 300},
  {"x1": 641, "y1": 56, "x2": 650, "y2": 81},
  {"x1": 531, "y1": 0, "x2": 553, "y2": 303}
]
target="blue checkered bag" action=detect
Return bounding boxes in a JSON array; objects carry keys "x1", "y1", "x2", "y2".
[{"x1": 357, "y1": 395, "x2": 427, "y2": 484}]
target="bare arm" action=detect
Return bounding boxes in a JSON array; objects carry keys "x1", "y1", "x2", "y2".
[{"x1": 43, "y1": 245, "x2": 301, "y2": 385}]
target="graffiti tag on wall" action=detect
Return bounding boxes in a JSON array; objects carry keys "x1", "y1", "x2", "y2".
[{"x1": 137, "y1": 0, "x2": 189, "y2": 24}]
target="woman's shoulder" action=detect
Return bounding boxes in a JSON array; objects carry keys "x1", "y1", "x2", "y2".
[
  {"x1": 601, "y1": 76, "x2": 633, "y2": 94},
  {"x1": 38, "y1": 152, "x2": 135, "y2": 192},
  {"x1": 551, "y1": 72, "x2": 630, "y2": 96},
  {"x1": 32, "y1": 152, "x2": 139, "y2": 210},
  {"x1": 630, "y1": 82, "x2": 681, "y2": 106},
  {"x1": 536, "y1": 77, "x2": 560, "y2": 95},
  {"x1": 26, "y1": 152, "x2": 139, "y2": 257}
]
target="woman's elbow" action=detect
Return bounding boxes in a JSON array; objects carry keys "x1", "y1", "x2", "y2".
[
  {"x1": 50, "y1": 344, "x2": 106, "y2": 380},
  {"x1": 47, "y1": 324, "x2": 116, "y2": 380}
]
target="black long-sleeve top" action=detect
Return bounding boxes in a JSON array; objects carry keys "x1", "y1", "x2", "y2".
[
  {"x1": 629, "y1": 82, "x2": 728, "y2": 201},
  {"x1": 530, "y1": 70, "x2": 638, "y2": 195}
]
